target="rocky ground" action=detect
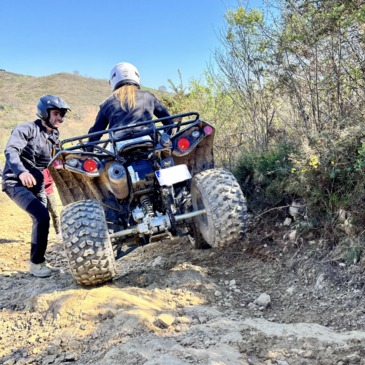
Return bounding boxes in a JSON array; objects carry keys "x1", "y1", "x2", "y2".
[{"x1": 1, "y1": 191, "x2": 365, "y2": 365}]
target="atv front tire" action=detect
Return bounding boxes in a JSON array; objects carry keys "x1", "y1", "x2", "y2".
[
  {"x1": 61, "y1": 200, "x2": 117, "y2": 286},
  {"x1": 190, "y1": 168, "x2": 248, "y2": 248}
]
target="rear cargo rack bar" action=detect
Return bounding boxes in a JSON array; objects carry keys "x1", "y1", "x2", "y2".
[{"x1": 59, "y1": 112, "x2": 200, "y2": 152}]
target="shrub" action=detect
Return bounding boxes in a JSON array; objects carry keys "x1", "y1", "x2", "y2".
[
  {"x1": 285, "y1": 125, "x2": 365, "y2": 235},
  {"x1": 233, "y1": 142, "x2": 297, "y2": 213}
]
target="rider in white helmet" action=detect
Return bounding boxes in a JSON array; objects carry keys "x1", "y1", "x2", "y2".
[
  {"x1": 88, "y1": 62, "x2": 171, "y2": 143},
  {"x1": 109, "y1": 62, "x2": 141, "y2": 90}
]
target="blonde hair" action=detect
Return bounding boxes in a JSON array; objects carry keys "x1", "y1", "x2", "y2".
[{"x1": 114, "y1": 85, "x2": 137, "y2": 111}]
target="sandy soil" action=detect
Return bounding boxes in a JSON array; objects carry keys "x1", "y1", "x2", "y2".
[{"x1": 1, "y1": 190, "x2": 365, "y2": 365}]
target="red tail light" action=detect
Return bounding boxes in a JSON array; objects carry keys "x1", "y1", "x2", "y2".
[
  {"x1": 83, "y1": 158, "x2": 98, "y2": 172},
  {"x1": 177, "y1": 138, "x2": 190, "y2": 151}
]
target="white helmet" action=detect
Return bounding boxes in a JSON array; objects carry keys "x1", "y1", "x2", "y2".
[{"x1": 109, "y1": 62, "x2": 141, "y2": 91}]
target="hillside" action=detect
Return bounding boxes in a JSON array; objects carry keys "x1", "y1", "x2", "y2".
[{"x1": 0, "y1": 71, "x2": 166, "y2": 165}]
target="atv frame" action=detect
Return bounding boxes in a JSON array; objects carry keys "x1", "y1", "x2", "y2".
[{"x1": 49, "y1": 112, "x2": 247, "y2": 285}]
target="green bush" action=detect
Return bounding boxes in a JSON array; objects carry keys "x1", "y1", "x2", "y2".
[
  {"x1": 232, "y1": 125, "x2": 365, "y2": 240},
  {"x1": 284, "y1": 126, "x2": 365, "y2": 234},
  {"x1": 233, "y1": 142, "x2": 297, "y2": 212}
]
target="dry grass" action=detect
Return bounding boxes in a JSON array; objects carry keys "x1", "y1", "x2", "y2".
[{"x1": 0, "y1": 71, "x2": 164, "y2": 166}]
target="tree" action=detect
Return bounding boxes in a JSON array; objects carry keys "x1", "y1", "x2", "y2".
[
  {"x1": 211, "y1": 5, "x2": 281, "y2": 153},
  {"x1": 158, "y1": 85, "x2": 168, "y2": 93}
]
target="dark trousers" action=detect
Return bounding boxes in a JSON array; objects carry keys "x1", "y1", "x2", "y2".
[{"x1": 4, "y1": 185, "x2": 50, "y2": 264}]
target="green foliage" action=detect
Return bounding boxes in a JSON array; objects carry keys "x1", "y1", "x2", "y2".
[
  {"x1": 333, "y1": 237, "x2": 364, "y2": 265},
  {"x1": 343, "y1": 244, "x2": 363, "y2": 265},
  {"x1": 285, "y1": 126, "x2": 365, "y2": 230},
  {"x1": 358, "y1": 5, "x2": 365, "y2": 21},
  {"x1": 225, "y1": 7, "x2": 264, "y2": 39},
  {"x1": 233, "y1": 142, "x2": 296, "y2": 211}
]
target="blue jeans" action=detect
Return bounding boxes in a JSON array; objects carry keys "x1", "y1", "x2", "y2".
[{"x1": 4, "y1": 184, "x2": 50, "y2": 264}]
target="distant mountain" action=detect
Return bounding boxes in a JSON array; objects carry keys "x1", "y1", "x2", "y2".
[
  {"x1": 0, "y1": 71, "x2": 164, "y2": 164},
  {"x1": 0, "y1": 71, "x2": 109, "y2": 137}
]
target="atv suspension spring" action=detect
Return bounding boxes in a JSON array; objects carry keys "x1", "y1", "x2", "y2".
[{"x1": 140, "y1": 195, "x2": 153, "y2": 216}]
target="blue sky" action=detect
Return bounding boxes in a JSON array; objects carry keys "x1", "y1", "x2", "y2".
[{"x1": 0, "y1": 0, "x2": 262, "y2": 90}]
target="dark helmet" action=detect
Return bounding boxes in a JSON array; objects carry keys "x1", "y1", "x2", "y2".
[{"x1": 36, "y1": 95, "x2": 70, "y2": 121}]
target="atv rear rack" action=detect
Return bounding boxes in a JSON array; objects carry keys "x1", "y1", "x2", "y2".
[{"x1": 58, "y1": 112, "x2": 200, "y2": 154}]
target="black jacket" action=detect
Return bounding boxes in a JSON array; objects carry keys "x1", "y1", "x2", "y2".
[
  {"x1": 2, "y1": 119, "x2": 59, "y2": 190},
  {"x1": 88, "y1": 89, "x2": 170, "y2": 143}
]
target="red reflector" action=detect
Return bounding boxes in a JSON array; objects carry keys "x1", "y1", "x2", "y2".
[
  {"x1": 53, "y1": 160, "x2": 63, "y2": 169},
  {"x1": 177, "y1": 138, "x2": 190, "y2": 151},
  {"x1": 83, "y1": 159, "x2": 98, "y2": 172},
  {"x1": 203, "y1": 125, "x2": 213, "y2": 135}
]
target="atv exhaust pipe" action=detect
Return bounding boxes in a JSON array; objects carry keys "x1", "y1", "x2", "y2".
[
  {"x1": 108, "y1": 162, "x2": 129, "y2": 200},
  {"x1": 109, "y1": 209, "x2": 206, "y2": 239}
]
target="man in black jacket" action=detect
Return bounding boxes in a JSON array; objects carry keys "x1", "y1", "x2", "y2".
[{"x1": 2, "y1": 95, "x2": 70, "y2": 277}]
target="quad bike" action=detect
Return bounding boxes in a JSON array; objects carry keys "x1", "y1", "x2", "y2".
[{"x1": 49, "y1": 112, "x2": 248, "y2": 286}]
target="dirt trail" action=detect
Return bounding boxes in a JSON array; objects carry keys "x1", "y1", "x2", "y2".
[{"x1": 1, "y1": 191, "x2": 365, "y2": 365}]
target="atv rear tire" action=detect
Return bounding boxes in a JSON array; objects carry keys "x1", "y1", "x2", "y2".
[
  {"x1": 60, "y1": 200, "x2": 117, "y2": 286},
  {"x1": 190, "y1": 168, "x2": 248, "y2": 248}
]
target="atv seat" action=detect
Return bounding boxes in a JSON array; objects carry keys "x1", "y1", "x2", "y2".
[{"x1": 115, "y1": 135, "x2": 153, "y2": 153}]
